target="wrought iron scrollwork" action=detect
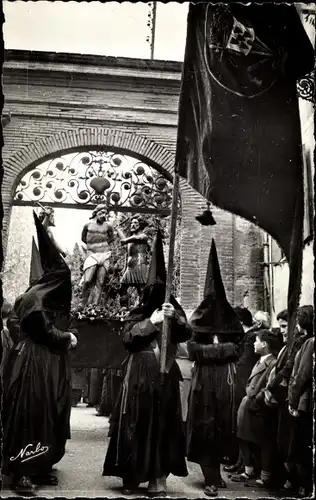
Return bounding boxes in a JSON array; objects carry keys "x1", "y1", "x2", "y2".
[
  {"x1": 14, "y1": 151, "x2": 173, "y2": 214},
  {"x1": 297, "y1": 71, "x2": 315, "y2": 103}
]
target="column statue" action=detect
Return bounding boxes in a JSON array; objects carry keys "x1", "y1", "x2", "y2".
[{"x1": 81, "y1": 204, "x2": 114, "y2": 306}]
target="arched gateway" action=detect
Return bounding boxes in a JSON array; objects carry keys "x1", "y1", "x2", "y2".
[
  {"x1": 3, "y1": 138, "x2": 178, "y2": 304},
  {"x1": 3, "y1": 129, "x2": 175, "y2": 229},
  {"x1": 2, "y1": 50, "x2": 264, "y2": 314},
  {"x1": 4, "y1": 140, "x2": 182, "y2": 371}
]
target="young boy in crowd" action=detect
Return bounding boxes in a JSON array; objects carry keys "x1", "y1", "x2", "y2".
[
  {"x1": 224, "y1": 307, "x2": 257, "y2": 475},
  {"x1": 235, "y1": 330, "x2": 280, "y2": 487}
]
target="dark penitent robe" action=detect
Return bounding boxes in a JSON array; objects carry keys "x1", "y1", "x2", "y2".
[
  {"x1": 186, "y1": 334, "x2": 241, "y2": 466},
  {"x1": 186, "y1": 240, "x2": 244, "y2": 466},
  {"x1": 103, "y1": 311, "x2": 190, "y2": 483},
  {"x1": 1, "y1": 213, "x2": 73, "y2": 479}
]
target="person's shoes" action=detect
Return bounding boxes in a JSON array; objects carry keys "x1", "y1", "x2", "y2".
[
  {"x1": 11, "y1": 476, "x2": 37, "y2": 495},
  {"x1": 245, "y1": 478, "x2": 274, "y2": 490},
  {"x1": 121, "y1": 482, "x2": 139, "y2": 495},
  {"x1": 31, "y1": 474, "x2": 58, "y2": 486},
  {"x1": 279, "y1": 481, "x2": 296, "y2": 495},
  {"x1": 223, "y1": 463, "x2": 242, "y2": 473},
  {"x1": 216, "y1": 478, "x2": 227, "y2": 488},
  {"x1": 148, "y1": 477, "x2": 167, "y2": 497},
  {"x1": 204, "y1": 485, "x2": 218, "y2": 497},
  {"x1": 283, "y1": 480, "x2": 294, "y2": 490},
  {"x1": 255, "y1": 478, "x2": 270, "y2": 487},
  {"x1": 231, "y1": 471, "x2": 257, "y2": 482},
  {"x1": 121, "y1": 486, "x2": 138, "y2": 495},
  {"x1": 298, "y1": 486, "x2": 312, "y2": 498},
  {"x1": 121, "y1": 488, "x2": 135, "y2": 495},
  {"x1": 226, "y1": 466, "x2": 244, "y2": 478}
]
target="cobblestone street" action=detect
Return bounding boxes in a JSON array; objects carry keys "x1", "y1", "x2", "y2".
[{"x1": 2, "y1": 403, "x2": 282, "y2": 498}]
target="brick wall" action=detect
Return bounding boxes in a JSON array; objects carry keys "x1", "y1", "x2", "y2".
[
  {"x1": 2, "y1": 50, "x2": 264, "y2": 313},
  {"x1": 233, "y1": 217, "x2": 264, "y2": 313}
]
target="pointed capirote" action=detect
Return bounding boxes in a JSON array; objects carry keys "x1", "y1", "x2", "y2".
[
  {"x1": 203, "y1": 238, "x2": 226, "y2": 299},
  {"x1": 190, "y1": 239, "x2": 244, "y2": 338},
  {"x1": 29, "y1": 237, "x2": 43, "y2": 286},
  {"x1": 14, "y1": 212, "x2": 72, "y2": 324}
]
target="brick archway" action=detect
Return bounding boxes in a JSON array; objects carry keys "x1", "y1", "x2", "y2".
[
  {"x1": 2, "y1": 128, "x2": 176, "y2": 239},
  {"x1": 5, "y1": 127, "x2": 175, "y2": 192}
]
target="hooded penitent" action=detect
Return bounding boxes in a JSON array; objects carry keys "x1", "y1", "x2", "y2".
[
  {"x1": 103, "y1": 227, "x2": 190, "y2": 483},
  {"x1": 2, "y1": 211, "x2": 72, "y2": 480},
  {"x1": 15, "y1": 212, "x2": 72, "y2": 329},
  {"x1": 186, "y1": 239, "x2": 244, "y2": 468},
  {"x1": 190, "y1": 238, "x2": 244, "y2": 343}
]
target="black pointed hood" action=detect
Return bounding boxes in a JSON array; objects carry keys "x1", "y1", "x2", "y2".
[
  {"x1": 139, "y1": 227, "x2": 166, "y2": 314},
  {"x1": 15, "y1": 212, "x2": 72, "y2": 327},
  {"x1": 125, "y1": 227, "x2": 185, "y2": 323},
  {"x1": 29, "y1": 237, "x2": 43, "y2": 286},
  {"x1": 190, "y1": 239, "x2": 243, "y2": 342},
  {"x1": 203, "y1": 239, "x2": 226, "y2": 298}
]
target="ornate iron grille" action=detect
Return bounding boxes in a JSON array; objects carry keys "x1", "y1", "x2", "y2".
[
  {"x1": 14, "y1": 151, "x2": 174, "y2": 215},
  {"x1": 297, "y1": 70, "x2": 315, "y2": 104}
]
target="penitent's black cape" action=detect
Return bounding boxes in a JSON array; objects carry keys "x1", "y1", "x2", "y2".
[
  {"x1": 186, "y1": 239, "x2": 244, "y2": 465},
  {"x1": 2, "y1": 212, "x2": 73, "y2": 478},
  {"x1": 103, "y1": 228, "x2": 190, "y2": 482}
]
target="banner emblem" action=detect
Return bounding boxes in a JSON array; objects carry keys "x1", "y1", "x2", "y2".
[
  {"x1": 226, "y1": 18, "x2": 255, "y2": 55},
  {"x1": 204, "y1": 5, "x2": 282, "y2": 98}
]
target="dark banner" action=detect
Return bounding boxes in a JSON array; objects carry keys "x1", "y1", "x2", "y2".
[{"x1": 176, "y1": 3, "x2": 314, "y2": 341}]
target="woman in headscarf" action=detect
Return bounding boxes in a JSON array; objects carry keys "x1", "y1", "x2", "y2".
[
  {"x1": 1, "y1": 213, "x2": 77, "y2": 494},
  {"x1": 186, "y1": 240, "x2": 244, "y2": 497},
  {"x1": 103, "y1": 229, "x2": 190, "y2": 496}
]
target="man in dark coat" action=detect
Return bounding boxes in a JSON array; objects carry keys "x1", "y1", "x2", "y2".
[
  {"x1": 264, "y1": 307, "x2": 309, "y2": 493},
  {"x1": 287, "y1": 305, "x2": 314, "y2": 498},
  {"x1": 186, "y1": 239, "x2": 244, "y2": 497},
  {"x1": 228, "y1": 308, "x2": 276, "y2": 479},
  {"x1": 235, "y1": 330, "x2": 279, "y2": 487},
  {"x1": 102, "y1": 229, "x2": 190, "y2": 496},
  {"x1": 224, "y1": 307, "x2": 258, "y2": 474},
  {"x1": 2, "y1": 213, "x2": 77, "y2": 494}
]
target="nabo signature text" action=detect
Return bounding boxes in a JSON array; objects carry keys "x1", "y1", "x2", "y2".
[{"x1": 10, "y1": 442, "x2": 49, "y2": 463}]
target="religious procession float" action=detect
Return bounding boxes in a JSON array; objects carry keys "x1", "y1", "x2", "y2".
[{"x1": 24, "y1": 153, "x2": 181, "y2": 376}]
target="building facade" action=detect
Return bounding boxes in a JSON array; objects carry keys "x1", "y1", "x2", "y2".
[
  {"x1": 1, "y1": 49, "x2": 265, "y2": 314},
  {"x1": 268, "y1": 7, "x2": 315, "y2": 321}
]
